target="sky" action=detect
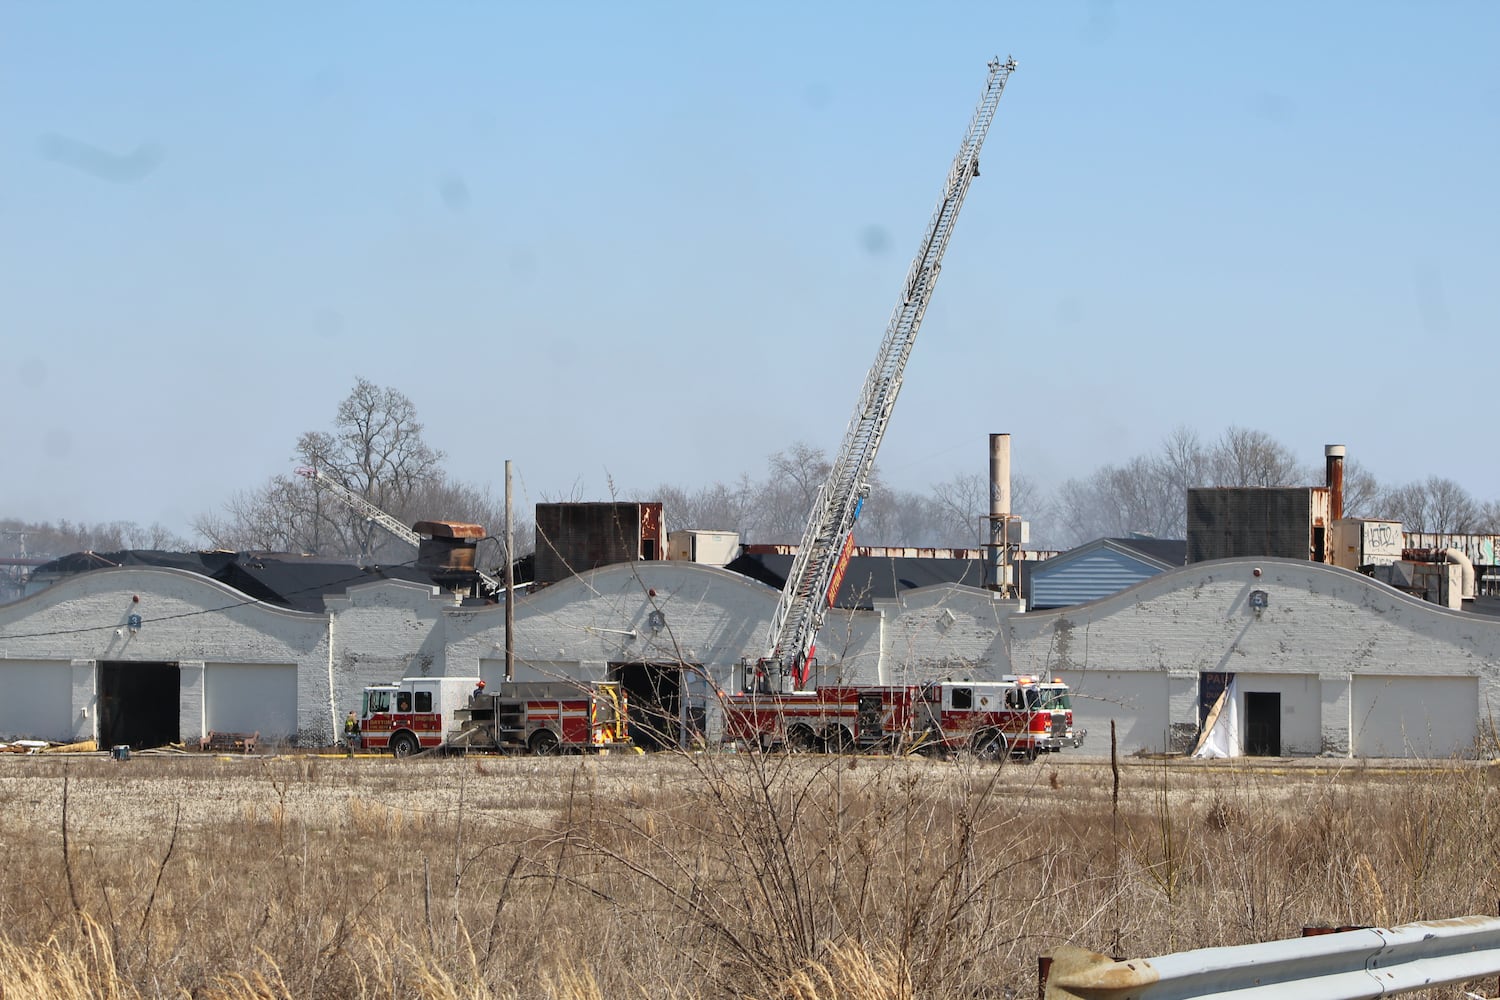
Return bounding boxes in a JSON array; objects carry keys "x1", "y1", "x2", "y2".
[{"x1": 3, "y1": 2, "x2": 1497, "y2": 541}]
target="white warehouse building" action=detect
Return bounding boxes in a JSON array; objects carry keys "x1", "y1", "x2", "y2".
[{"x1": 2, "y1": 554, "x2": 1498, "y2": 758}]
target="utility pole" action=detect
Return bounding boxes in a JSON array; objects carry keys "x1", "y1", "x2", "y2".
[{"x1": 504, "y1": 459, "x2": 515, "y2": 682}]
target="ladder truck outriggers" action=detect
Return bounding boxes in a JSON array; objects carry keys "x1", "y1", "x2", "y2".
[{"x1": 723, "y1": 58, "x2": 1080, "y2": 760}]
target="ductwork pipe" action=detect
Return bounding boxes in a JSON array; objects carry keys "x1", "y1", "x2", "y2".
[{"x1": 1441, "y1": 547, "x2": 1476, "y2": 601}]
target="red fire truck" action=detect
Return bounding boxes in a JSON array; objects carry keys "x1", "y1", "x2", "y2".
[
  {"x1": 450, "y1": 681, "x2": 631, "y2": 755},
  {"x1": 722, "y1": 674, "x2": 1083, "y2": 761},
  {"x1": 358, "y1": 677, "x2": 630, "y2": 756}
]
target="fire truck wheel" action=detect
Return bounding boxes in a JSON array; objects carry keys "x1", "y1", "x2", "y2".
[
  {"x1": 787, "y1": 724, "x2": 819, "y2": 753},
  {"x1": 390, "y1": 732, "x2": 420, "y2": 759},
  {"x1": 529, "y1": 729, "x2": 561, "y2": 756},
  {"x1": 971, "y1": 729, "x2": 1007, "y2": 762},
  {"x1": 823, "y1": 726, "x2": 855, "y2": 754}
]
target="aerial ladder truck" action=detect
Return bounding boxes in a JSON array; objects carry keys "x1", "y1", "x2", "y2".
[
  {"x1": 294, "y1": 466, "x2": 504, "y2": 596},
  {"x1": 748, "y1": 57, "x2": 1018, "y2": 694}
]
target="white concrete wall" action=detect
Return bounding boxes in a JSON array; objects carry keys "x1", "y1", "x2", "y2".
[
  {"x1": 1009, "y1": 558, "x2": 1500, "y2": 756},
  {"x1": 876, "y1": 586, "x2": 1020, "y2": 684},
  {"x1": 0, "y1": 568, "x2": 331, "y2": 744},
  {"x1": 1053, "y1": 668, "x2": 1171, "y2": 752},
  {"x1": 324, "y1": 580, "x2": 458, "y2": 720},
  {"x1": 1233, "y1": 672, "x2": 1322, "y2": 756}
]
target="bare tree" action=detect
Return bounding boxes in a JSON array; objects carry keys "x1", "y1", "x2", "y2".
[
  {"x1": 751, "y1": 442, "x2": 832, "y2": 543},
  {"x1": 655, "y1": 475, "x2": 758, "y2": 537},
  {"x1": 1054, "y1": 456, "x2": 1179, "y2": 548},
  {"x1": 927, "y1": 470, "x2": 1046, "y2": 548},
  {"x1": 194, "y1": 378, "x2": 455, "y2": 560},
  {"x1": 1339, "y1": 459, "x2": 1381, "y2": 519},
  {"x1": 1379, "y1": 476, "x2": 1479, "y2": 532},
  {"x1": 1, "y1": 518, "x2": 189, "y2": 558},
  {"x1": 1159, "y1": 426, "x2": 1211, "y2": 504},
  {"x1": 1208, "y1": 427, "x2": 1306, "y2": 487},
  {"x1": 1478, "y1": 499, "x2": 1500, "y2": 534}
]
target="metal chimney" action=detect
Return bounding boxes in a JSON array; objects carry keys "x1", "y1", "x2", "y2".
[
  {"x1": 986, "y1": 433, "x2": 1012, "y2": 591},
  {"x1": 990, "y1": 433, "x2": 1012, "y2": 521},
  {"x1": 1325, "y1": 445, "x2": 1346, "y2": 522}
]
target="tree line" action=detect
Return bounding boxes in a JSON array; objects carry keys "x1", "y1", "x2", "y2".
[{"x1": 8, "y1": 380, "x2": 1500, "y2": 568}]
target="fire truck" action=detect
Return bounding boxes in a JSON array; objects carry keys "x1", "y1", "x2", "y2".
[
  {"x1": 450, "y1": 681, "x2": 631, "y2": 755},
  {"x1": 358, "y1": 676, "x2": 630, "y2": 756},
  {"x1": 722, "y1": 674, "x2": 1083, "y2": 761}
]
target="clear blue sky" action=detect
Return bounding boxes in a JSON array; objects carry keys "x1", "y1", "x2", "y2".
[{"x1": 3, "y1": 2, "x2": 1497, "y2": 538}]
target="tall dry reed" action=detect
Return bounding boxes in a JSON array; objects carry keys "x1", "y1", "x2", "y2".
[{"x1": 0, "y1": 753, "x2": 1496, "y2": 998}]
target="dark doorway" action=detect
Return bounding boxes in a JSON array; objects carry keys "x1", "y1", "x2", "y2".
[
  {"x1": 1244, "y1": 691, "x2": 1281, "y2": 756},
  {"x1": 610, "y1": 662, "x2": 681, "y2": 751},
  {"x1": 98, "y1": 661, "x2": 180, "y2": 750}
]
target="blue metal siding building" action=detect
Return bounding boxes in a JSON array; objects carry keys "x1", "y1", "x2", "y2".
[{"x1": 1028, "y1": 538, "x2": 1185, "y2": 610}]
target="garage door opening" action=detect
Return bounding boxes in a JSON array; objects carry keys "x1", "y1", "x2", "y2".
[
  {"x1": 1244, "y1": 691, "x2": 1281, "y2": 757},
  {"x1": 98, "y1": 661, "x2": 180, "y2": 750},
  {"x1": 610, "y1": 662, "x2": 683, "y2": 751}
]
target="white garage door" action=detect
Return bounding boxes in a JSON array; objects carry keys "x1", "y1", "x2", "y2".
[
  {"x1": 1352, "y1": 675, "x2": 1477, "y2": 759},
  {"x1": 206, "y1": 663, "x2": 297, "y2": 739},
  {"x1": 0, "y1": 660, "x2": 74, "y2": 741},
  {"x1": 1056, "y1": 670, "x2": 1170, "y2": 755}
]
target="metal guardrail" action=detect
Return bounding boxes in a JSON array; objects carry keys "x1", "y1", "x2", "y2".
[{"x1": 1042, "y1": 915, "x2": 1500, "y2": 999}]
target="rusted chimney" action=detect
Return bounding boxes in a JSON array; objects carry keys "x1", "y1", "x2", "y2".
[{"x1": 1325, "y1": 445, "x2": 1346, "y2": 522}]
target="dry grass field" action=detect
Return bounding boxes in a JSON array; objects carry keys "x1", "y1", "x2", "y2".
[{"x1": 0, "y1": 747, "x2": 1497, "y2": 999}]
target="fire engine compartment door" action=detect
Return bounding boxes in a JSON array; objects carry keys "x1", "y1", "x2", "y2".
[{"x1": 857, "y1": 692, "x2": 884, "y2": 737}]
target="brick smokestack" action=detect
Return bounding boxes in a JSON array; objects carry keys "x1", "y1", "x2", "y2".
[{"x1": 1325, "y1": 445, "x2": 1346, "y2": 521}]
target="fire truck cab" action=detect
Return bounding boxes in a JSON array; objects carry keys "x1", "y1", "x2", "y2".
[
  {"x1": 998, "y1": 675, "x2": 1085, "y2": 755},
  {"x1": 360, "y1": 676, "x2": 478, "y2": 757}
]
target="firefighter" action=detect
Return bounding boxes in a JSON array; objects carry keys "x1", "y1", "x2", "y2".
[
  {"x1": 343, "y1": 710, "x2": 360, "y2": 750},
  {"x1": 471, "y1": 679, "x2": 487, "y2": 702}
]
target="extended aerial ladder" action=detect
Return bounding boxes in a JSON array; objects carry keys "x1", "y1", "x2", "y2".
[
  {"x1": 294, "y1": 466, "x2": 503, "y2": 595},
  {"x1": 754, "y1": 57, "x2": 1017, "y2": 692}
]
